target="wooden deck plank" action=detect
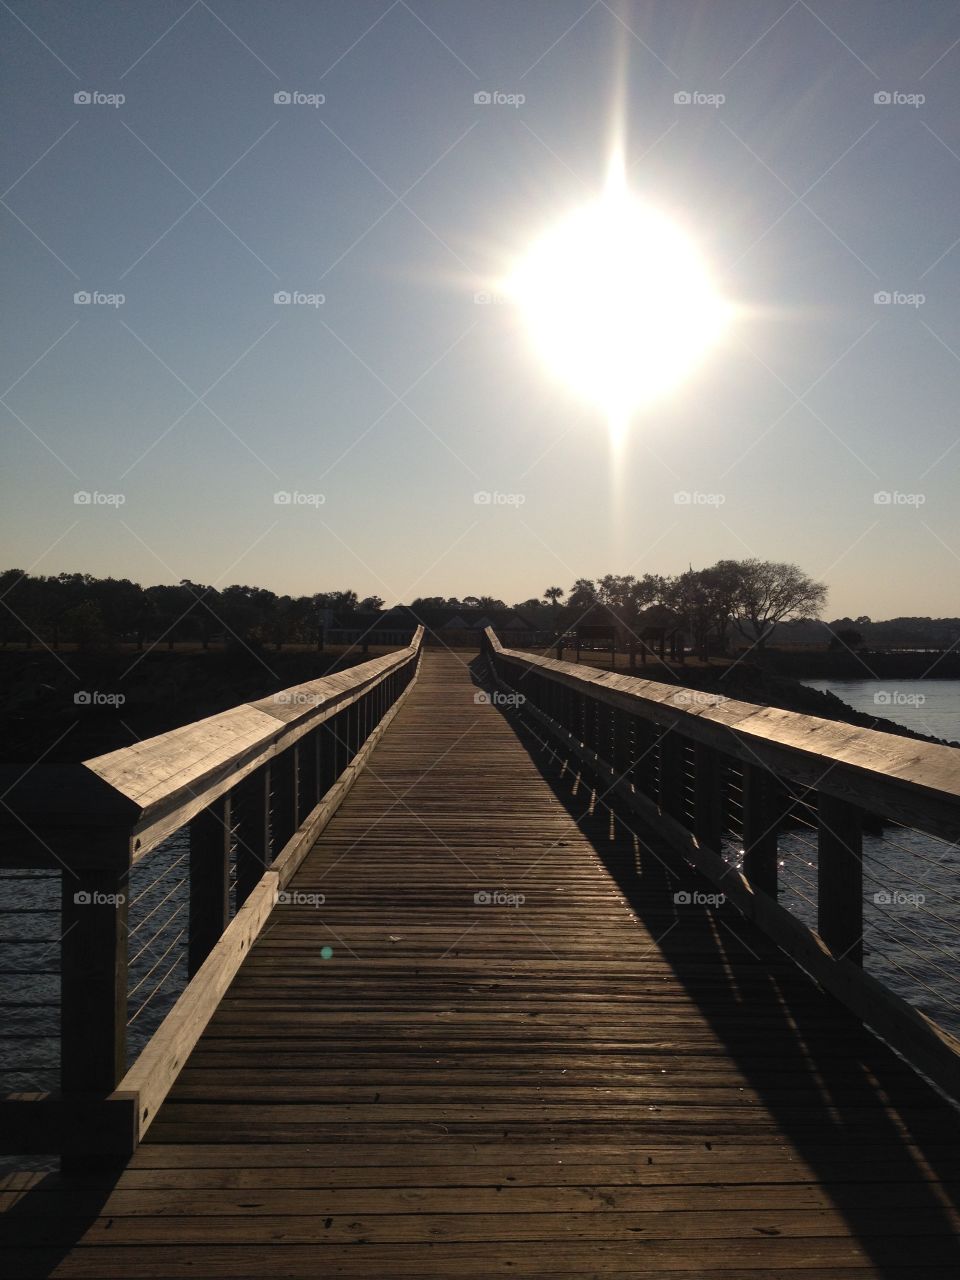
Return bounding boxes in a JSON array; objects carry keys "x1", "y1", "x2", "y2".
[{"x1": 3, "y1": 651, "x2": 960, "y2": 1277}]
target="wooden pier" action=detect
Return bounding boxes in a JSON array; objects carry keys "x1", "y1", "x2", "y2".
[{"x1": 2, "y1": 640, "x2": 960, "y2": 1275}]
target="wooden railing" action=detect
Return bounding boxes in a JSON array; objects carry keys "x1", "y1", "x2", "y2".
[
  {"x1": 483, "y1": 628, "x2": 960, "y2": 1102},
  {"x1": 0, "y1": 629, "x2": 423, "y2": 1167}
]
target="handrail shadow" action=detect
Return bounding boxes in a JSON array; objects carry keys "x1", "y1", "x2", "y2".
[
  {"x1": 467, "y1": 656, "x2": 960, "y2": 1275},
  {"x1": 0, "y1": 1165, "x2": 122, "y2": 1277}
]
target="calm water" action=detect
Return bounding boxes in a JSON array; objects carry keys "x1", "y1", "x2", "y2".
[
  {"x1": 779, "y1": 677, "x2": 960, "y2": 1037},
  {"x1": 0, "y1": 831, "x2": 192, "y2": 1094},
  {"x1": 802, "y1": 677, "x2": 960, "y2": 745}
]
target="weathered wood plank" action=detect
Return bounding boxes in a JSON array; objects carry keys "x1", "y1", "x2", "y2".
[{"x1": 5, "y1": 650, "x2": 959, "y2": 1279}]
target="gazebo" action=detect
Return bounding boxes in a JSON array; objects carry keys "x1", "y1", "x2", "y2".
[
  {"x1": 635, "y1": 604, "x2": 686, "y2": 665},
  {"x1": 572, "y1": 603, "x2": 628, "y2": 668}
]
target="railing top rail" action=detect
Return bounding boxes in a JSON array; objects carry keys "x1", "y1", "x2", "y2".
[
  {"x1": 486, "y1": 629, "x2": 960, "y2": 841},
  {"x1": 1, "y1": 629, "x2": 423, "y2": 866}
]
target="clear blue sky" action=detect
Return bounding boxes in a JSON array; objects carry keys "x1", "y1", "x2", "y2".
[{"x1": 2, "y1": 0, "x2": 959, "y2": 617}]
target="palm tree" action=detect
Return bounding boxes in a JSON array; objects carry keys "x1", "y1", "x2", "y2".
[{"x1": 543, "y1": 586, "x2": 564, "y2": 631}]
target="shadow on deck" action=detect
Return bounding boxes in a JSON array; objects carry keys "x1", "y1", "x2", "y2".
[{"x1": 2, "y1": 650, "x2": 959, "y2": 1277}]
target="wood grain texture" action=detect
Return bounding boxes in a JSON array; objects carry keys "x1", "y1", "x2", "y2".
[
  {"x1": 3, "y1": 650, "x2": 959, "y2": 1277},
  {"x1": 489, "y1": 632, "x2": 960, "y2": 841}
]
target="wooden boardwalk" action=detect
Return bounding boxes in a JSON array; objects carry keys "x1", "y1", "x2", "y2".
[{"x1": 4, "y1": 651, "x2": 960, "y2": 1276}]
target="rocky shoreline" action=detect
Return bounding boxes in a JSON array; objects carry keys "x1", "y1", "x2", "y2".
[{"x1": 666, "y1": 662, "x2": 958, "y2": 749}]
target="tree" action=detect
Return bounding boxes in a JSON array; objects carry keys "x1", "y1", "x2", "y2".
[
  {"x1": 0, "y1": 570, "x2": 27, "y2": 646},
  {"x1": 566, "y1": 578, "x2": 596, "y2": 617},
  {"x1": 145, "y1": 583, "x2": 195, "y2": 648},
  {"x1": 665, "y1": 569, "x2": 715, "y2": 660},
  {"x1": 90, "y1": 577, "x2": 147, "y2": 646},
  {"x1": 666, "y1": 562, "x2": 743, "y2": 658},
  {"x1": 829, "y1": 627, "x2": 863, "y2": 652},
  {"x1": 729, "y1": 560, "x2": 828, "y2": 653},
  {"x1": 543, "y1": 586, "x2": 564, "y2": 630},
  {"x1": 61, "y1": 600, "x2": 110, "y2": 650}
]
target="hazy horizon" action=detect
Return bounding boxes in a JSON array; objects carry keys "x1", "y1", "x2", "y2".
[{"x1": 4, "y1": 1, "x2": 960, "y2": 619}]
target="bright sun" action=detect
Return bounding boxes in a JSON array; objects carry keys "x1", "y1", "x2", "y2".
[{"x1": 506, "y1": 163, "x2": 731, "y2": 441}]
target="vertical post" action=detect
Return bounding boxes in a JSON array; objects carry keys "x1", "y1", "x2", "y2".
[
  {"x1": 612, "y1": 707, "x2": 630, "y2": 782},
  {"x1": 319, "y1": 719, "x2": 338, "y2": 795},
  {"x1": 693, "y1": 742, "x2": 723, "y2": 851},
  {"x1": 60, "y1": 849, "x2": 130, "y2": 1095},
  {"x1": 818, "y1": 794, "x2": 864, "y2": 965},
  {"x1": 235, "y1": 765, "x2": 270, "y2": 906},
  {"x1": 299, "y1": 730, "x2": 319, "y2": 817},
  {"x1": 742, "y1": 764, "x2": 779, "y2": 897},
  {"x1": 271, "y1": 746, "x2": 299, "y2": 852},
  {"x1": 631, "y1": 718, "x2": 655, "y2": 798},
  {"x1": 332, "y1": 708, "x2": 346, "y2": 778},
  {"x1": 658, "y1": 728, "x2": 686, "y2": 823},
  {"x1": 188, "y1": 794, "x2": 231, "y2": 977}
]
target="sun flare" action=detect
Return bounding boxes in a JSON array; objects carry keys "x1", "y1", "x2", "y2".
[{"x1": 506, "y1": 161, "x2": 732, "y2": 442}]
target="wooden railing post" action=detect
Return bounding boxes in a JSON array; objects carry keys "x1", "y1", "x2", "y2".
[
  {"x1": 742, "y1": 762, "x2": 783, "y2": 896},
  {"x1": 60, "y1": 845, "x2": 130, "y2": 1095},
  {"x1": 742, "y1": 764, "x2": 780, "y2": 896},
  {"x1": 271, "y1": 746, "x2": 299, "y2": 852},
  {"x1": 658, "y1": 728, "x2": 686, "y2": 823},
  {"x1": 319, "y1": 721, "x2": 338, "y2": 796},
  {"x1": 818, "y1": 795, "x2": 864, "y2": 965},
  {"x1": 188, "y1": 795, "x2": 231, "y2": 977},
  {"x1": 299, "y1": 730, "x2": 320, "y2": 817},
  {"x1": 693, "y1": 742, "x2": 723, "y2": 851},
  {"x1": 234, "y1": 765, "x2": 270, "y2": 905},
  {"x1": 631, "y1": 718, "x2": 657, "y2": 799},
  {"x1": 612, "y1": 707, "x2": 630, "y2": 780}
]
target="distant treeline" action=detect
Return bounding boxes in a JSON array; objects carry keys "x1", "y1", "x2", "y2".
[
  {"x1": 2, "y1": 564, "x2": 954, "y2": 656},
  {"x1": 0, "y1": 560, "x2": 820, "y2": 656},
  {"x1": 0, "y1": 572, "x2": 379, "y2": 651}
]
